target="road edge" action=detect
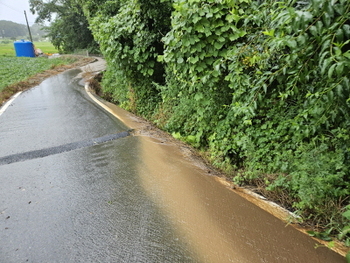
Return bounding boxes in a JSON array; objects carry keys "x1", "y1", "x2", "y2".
[{"x1": 0, "y1": 92, "x2": 22, "y2": 117}]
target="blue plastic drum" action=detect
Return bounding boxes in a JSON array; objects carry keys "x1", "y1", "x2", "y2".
[{"x1": 14, "y1": 40, "x2": 35, "y2": 57}]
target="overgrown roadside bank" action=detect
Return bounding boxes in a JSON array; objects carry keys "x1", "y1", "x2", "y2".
[
  {"x1": 0, "y1": 55, "x2": 95, "y2": 107},
  {"x1": 85, "y1": 70, "x2": 349, "y2": 258},
  {"x1": 80, "y1": 0, "x2": 350, "y2": 259}
]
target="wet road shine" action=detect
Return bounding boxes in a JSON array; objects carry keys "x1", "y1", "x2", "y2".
[{"x1": 0, "y1": 69, "x2": 345, "y2": 262}]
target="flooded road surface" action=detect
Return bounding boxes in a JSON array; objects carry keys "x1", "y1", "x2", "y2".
[{"x1": 0, "y1": 69, "x2": 346, "y2": 262}]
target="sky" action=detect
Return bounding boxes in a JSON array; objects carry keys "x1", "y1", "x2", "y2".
[{"x1": 0, "y1": 0, "x2": 37, "y2": 26}]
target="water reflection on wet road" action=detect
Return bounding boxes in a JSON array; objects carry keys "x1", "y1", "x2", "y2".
[
  {"x1": 0, "y1": 70, "x2": 195, "y2": 262},
  {"x1": 0, "y1": 69, "x2": 345, "y2": 262}
]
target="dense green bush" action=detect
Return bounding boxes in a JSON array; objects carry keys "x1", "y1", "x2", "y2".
[
  {"x1": 161, "y1": 0, "x2": 350, "y2": 225},
  {"x1": 87, "y1": 0, "x2": 172, "y2": 116},
  {"x1": 85, "y1": 0, "x2": 350, "y2": 244}
]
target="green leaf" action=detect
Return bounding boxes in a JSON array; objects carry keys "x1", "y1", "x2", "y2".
[
  {"x1": 194, "y1": 92, "x2": 203, "y2": 101},
  {"x1": 286, "y1": 39, "x2": 297, "y2": 49},
  {"x1": 334, "y1": 3, "x2": 345, "y2": 15},
  {"x1": 226, "y1": 13, "x2": 240, "y2": 23},
  {"x1": 335, "y1": 84, "x2": 343, "y2": 97},
  {"x1": 336, "y1": 62, "x2": 345, "y2": 76},
  {"x1": 343, "y1": 77, "x2": 350, "y2": 89},
  {"x1": 335, "y1": 47, "x2": 342, "y2": 57},
  {"x1": 189, "y1": 56, "x2": 199, "y2": 64},
  {"x1": 321, "y1": 39, "x2": 331, "y2": 54},
  {"x1": 218, "y1": 36, "x2": 226, "y2": 42},
  {"x1": 322, "y1": 13, "x2": 331, "y2": 27},
  {"x1": 214, "y1": 42, "x2": 224, "y2": 50},
  {"x1": 327, "y1": 90, "x2": 334, "y2": 102},
  {"x1": 147, "y1": 68, "x2": 154, "y2": 75},
  {"x1": 172, "y1": 132, "x2": 182, "y2": 140},
  {"x1": 343, "y1": 51, "x2": 350, "y2": 59},
  {"x1": 339, "y1": 226, "x2": 350, "y2": 240},
  {"x1": 307, "y1": 230, "x2": 316, "y2": 237},
  {"x1": 185, "y1": 135, "x2": 197, "y2": 145},
  {"x1": 343, "y1": 24, "x2": 350, "y2": 38},
  {"x1": 328, "y1": 64, "x2": 336, "y2": 79},
  {"x1": 336, "y1": 28, "x2": 344, "y2": 42},
  {"x1": 193, "y1": 14, "x2": 201, "y2": 24},
  {"x1": 316, "y1": 21, "x2": 324, "y2": 34},
  {"x1": 157, "y1": 55, "x2": 164, "y2": 62},
  {"x1": 263, "y1": 84, "x2": 267, "y2": 94},
  {"x1": 320, "y1": 54, "x2": 331, "y2": 74},
  {"x1": 177, "y1": 57, "x2": 184, "y2": 63},
  {"x1": 297, "y1": 34, "x2": 306, "y2": 45},
  {"x1": 229, "y1": 34, "x2": 239, "y2": 41},
  {"x1": 309, "y1": 26, "x2": 318, "y2": 36},
  {"x1": 342, "y1": 210, "x2": 350, "y2": 220},
  {"x1": 262, "y1": 29, "x2": 275, "y2": 37}
]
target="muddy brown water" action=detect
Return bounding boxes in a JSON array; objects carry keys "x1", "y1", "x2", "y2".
[
  {"x1": 138, "y1": 137, "x2": 345, "y2": 262},
  {"x1": 102, "y1": 100, "x2": 347, "y2": 263}
]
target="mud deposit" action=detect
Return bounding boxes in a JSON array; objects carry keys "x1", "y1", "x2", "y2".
[{"x1": 100, "y1": 100, "x2": 346, "y2": 263}]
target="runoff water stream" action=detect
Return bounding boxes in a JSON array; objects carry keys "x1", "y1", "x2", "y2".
[{"x1": 0, "y1": 69, "x2": 346, "y2": 262}]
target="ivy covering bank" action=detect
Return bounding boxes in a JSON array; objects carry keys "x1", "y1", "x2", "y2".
[{"x1": 82, "y1": 0, "x2": 350, "y2": 245}]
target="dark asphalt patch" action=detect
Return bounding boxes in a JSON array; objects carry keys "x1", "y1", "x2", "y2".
[{"x1": 0, "y1": 131, "x2": 130, "y2": 166}]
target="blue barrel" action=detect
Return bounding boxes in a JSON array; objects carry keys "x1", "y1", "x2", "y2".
[{"x1": 14, "y1": 40, "x2": 35, "y2": 57}]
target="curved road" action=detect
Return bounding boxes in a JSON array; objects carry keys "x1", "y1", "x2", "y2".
[{"x1": 0, "y1": 68, "x2": 345, "y2": 262}]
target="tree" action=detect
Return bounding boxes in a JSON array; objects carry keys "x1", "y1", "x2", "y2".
[
  {"x1": 29, "y1": 0, "x2": 98, "y2": 53},
  {"x1": 81, "y1": 0, "x2": 172, "y2": 115}
]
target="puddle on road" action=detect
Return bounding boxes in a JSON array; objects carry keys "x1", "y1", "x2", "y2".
[{"x1": 99, "y1": 100, "x2": 346, "y2": 262}]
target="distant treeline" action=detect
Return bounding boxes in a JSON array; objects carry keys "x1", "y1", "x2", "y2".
[{"x1": 0, "y1": 20, "x2": 46, "y2": 39}]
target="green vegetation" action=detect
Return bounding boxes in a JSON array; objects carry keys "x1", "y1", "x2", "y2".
[
  {"x1": 0, "y1": 41, "x2": 15, "y2": 56},
  {"x1": 158, "y1": 0, "x2": 350, "y2": 230},
  {"x1": 34, "y1": 41, "x2": 59, "y2": 54},
  {"x1": 0, "y1": 41, "x2": 58, "y2": 57},
  {"x1": 0, "y1": 56, "x2": 77, "y2": 92},
  {"x1": 87, "y1": 0, "x2": 172, "y2": 115},
  {"x1": 82, "y1": 0, "x2": 350, "y2": 248},
  {"x1": 29, "y1": 0, "x2": 98, "y2": 53}
]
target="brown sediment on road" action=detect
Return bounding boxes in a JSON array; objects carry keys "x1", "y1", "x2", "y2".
[
  {"x1": 0, "y1": 56, "x2": 95, "y2": 107},
  {"x1": 94, "y1": 98, "x2": 348, "y2": 261},
  {"x1": 136, "y1": 131, "x2": 346, "y2": 262}
]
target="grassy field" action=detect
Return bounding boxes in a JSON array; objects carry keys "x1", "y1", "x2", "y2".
[
  {"x1": 0, "y1": 42, "x2": 15, "y2": 56},
  {"x1": 0, "y1": 41, "x2": 58, "y2": 57},
  {"x1": 0, "y1": 56, "x2": 77, "y2": 92},
  {"x1": 34, "y1": 41, "x2": 59, "y2": 54},
  {"x1": 0, "y1": 55, "x2": 95, "y2": 106}
]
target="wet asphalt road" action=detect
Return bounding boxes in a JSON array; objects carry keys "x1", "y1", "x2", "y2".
[
  {"x1": 0, "y1": 70, "x2": 196, "y2": 262},
  {"x1": 0, "y1": 69, "x2": 346, "y2": 262}
]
